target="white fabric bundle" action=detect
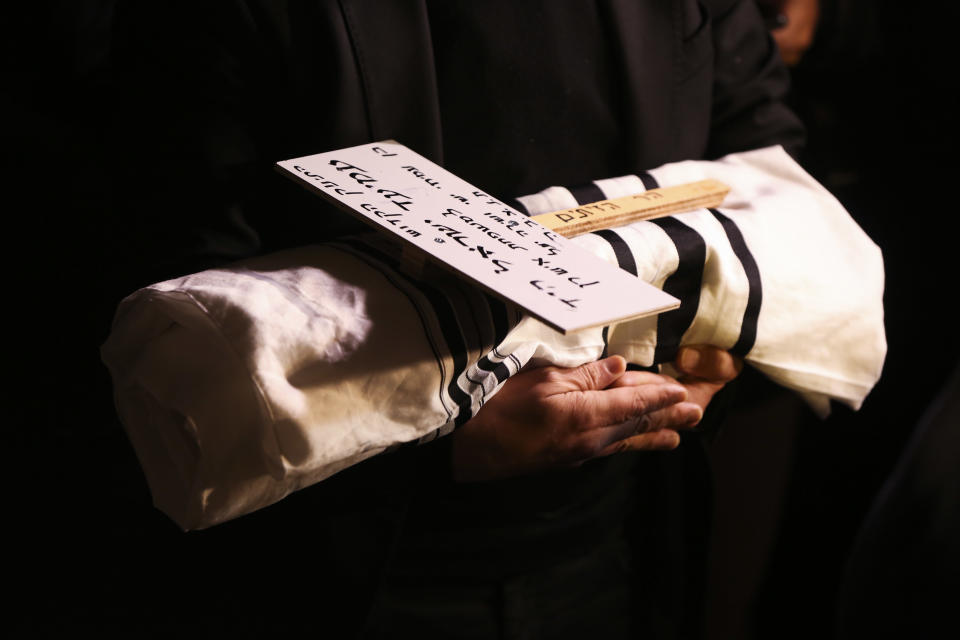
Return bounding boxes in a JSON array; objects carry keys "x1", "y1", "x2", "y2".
[{"x1": 101, "y1": 145, "x2": 886, "y2": 530}]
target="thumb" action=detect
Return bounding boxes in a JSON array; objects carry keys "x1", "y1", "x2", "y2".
[{"x1": 559, "y1": 355, "x2": 628, "y2": 392}]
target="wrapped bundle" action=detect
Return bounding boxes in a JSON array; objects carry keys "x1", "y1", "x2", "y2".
[{"x1": 101, "y1": 145, "x2": 885, "y2": 530}]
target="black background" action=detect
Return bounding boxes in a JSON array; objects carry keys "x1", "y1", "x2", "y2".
[{"x1": 6, "y1": 1, "x2": 959, "y2": 637}]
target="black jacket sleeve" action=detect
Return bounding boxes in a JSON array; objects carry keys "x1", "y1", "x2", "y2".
[{"x1": 705, "y1": 0, "x2": 806, "y2": 158}]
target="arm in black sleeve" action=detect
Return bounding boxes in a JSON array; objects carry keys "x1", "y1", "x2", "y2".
[
  {"x1": 705, "y1": 0, "x2": 806, "y2": 158},
  {"x1": 108, "y1": 4, "x2": 262, "y2": 286},
  {"x1": 108, "y1": 2, "x2": 367, "y2": 290}
]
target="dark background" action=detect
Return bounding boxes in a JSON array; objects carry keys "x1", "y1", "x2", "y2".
[
  {"x1": 6, "y1": 1, "x2": 959, "y2": 637},
  {"x1": 707, "y1": 2, "x2": 960, "y2": 638}
]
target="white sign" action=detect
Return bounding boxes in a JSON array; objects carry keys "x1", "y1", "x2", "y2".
[{"x1": 276, "y1": 141, "x2": 679, "y2": 334}]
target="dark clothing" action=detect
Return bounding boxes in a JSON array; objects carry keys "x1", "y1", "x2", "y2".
[
  {"x1": 73, "y1": 1, "x2": 802, "y2": 636},
  {"x1": 368, "y1": 525, "x2": 647, "y2": 640},
  {"x1": 837, "y1": 362, "x2": 960, "y2": 639},
  {"x1": 108, "y1": 0, "x2": 802, "y2": 289},
  {"x1": 393, "y1": 0, "x2": 648, "y2": 581},
  {"x1": 427, "y1": 0, "x2": 625, "y2": 198}
]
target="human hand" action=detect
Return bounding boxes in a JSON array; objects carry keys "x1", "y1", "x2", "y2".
[
  {"x1": 672, "y1": 345, "x2": 743, "y2": 407},
  {"x1": 599, "y1": 346, "x2": 743, "y2": 455},
  {"x1": 770, "y1": 0, "x2": 820, "y2": 66},
  {"x1": 451, "y1": 355, "x2": 703, "y2": 482}
]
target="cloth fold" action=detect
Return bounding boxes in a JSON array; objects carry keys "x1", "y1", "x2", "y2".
[{"x1": 101, "y1": 145, "x2": 886, "y2": 530}]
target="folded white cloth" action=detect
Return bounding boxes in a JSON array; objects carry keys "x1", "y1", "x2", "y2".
[{"x1": 101, "y1": 145, "x2": 886, "y2": 530}]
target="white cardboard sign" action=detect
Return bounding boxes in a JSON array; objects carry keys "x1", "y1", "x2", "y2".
[{"x1": 276, "y1": 141, "x2": 679, "y2": 334}]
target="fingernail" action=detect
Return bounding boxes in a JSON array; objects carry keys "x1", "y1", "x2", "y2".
[
  {"x1": 667, "y1": 384, "x2": 688, "y2": 400},
  {"x1": 678, "y1": 347, "x2": 701, "y2": 372},
  {"x1": 603, "y1": 355, "x2": 626, "y2": 374},
  {"x1": 661, "y1": 430, "x2": 681, "y2": 448},
  {"x1": 684, "y1": 404, "x2": 703, "y2": 426}
]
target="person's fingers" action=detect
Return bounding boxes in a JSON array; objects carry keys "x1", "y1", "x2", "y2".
[
  {"x1": 542, "y1": 355, "x2": 628, "y2": 394},
  {"x1": 771, "y1": 0, "x2": 820, "y2": 67},
  {"x1": 590, "y1": 395, "x2": 711, "y2": 459},
  {"x1": 564, "y1": 386, "x2": 699, "y2": 461},
  {"x1": 571, "y1": 382, "x2": 689, "y2": 431},
  {"x1": 674, "y1": 346, "x2": 743, "y2": 383},
  {"x1": 534, "y1": 383, "x2": 688, "y2": 464},
  {"x1": 587, "y1": 399, "x2": 702, "y2": 449},
  {"x1": 605, "y1": 369, "x2": 678, "y2": 389},
  {"x1": 596, "y1": 429, "x2": 682, "y2": 456},
  {"x1": 680, "y1": 379, "x2": 727, "y2": 412}
]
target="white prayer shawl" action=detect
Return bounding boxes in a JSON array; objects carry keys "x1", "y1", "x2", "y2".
[{"x1": 101, "y1": 146, "x2": 886, "y2": 530}]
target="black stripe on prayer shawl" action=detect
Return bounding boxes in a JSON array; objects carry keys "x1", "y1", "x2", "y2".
[
  {"x1": 454, "y1": 285, "x2": 490, "y2": 390},
  {"x1": 399, "y1": 276, "x2": 476, "y2": 425},
  {"x1": 569, "y1": 181, "x2": 607, "y2": 205},
  {"x1": 507, "y1": 198, "x2": 529, "y2": 216},
  {"x1": 450, "y1": 279, "x2": 523, "y2": 411},
  {"x1": 448, "y1": 280, "x2": 486, "y2": 358},
  {"x1": 710, "y1": 208, "x2": 762, "y2": 357},
  {"x1": 638, "y1": 171, "x2": 659, "y2": 191},
  {"x1": 475, "y1": 357, "x2": 512, "y2": 385},
  {"x1": 474, "y1": 294, "x2": 516, "y2": 387},
  {"x1": 637, "y1": 171, "x2": 708, "y2": 364},
  {"x1": 650, "y1": 217, "x2": 707, "y2": 363},
  {"x1": 592, "y1": 229, "x2": 639, "y2": 276},
  {"x1": 331, "y1": 240, "x2": 453, "y2": 421},
  {"x1": 588, "y1": 174, "x2": 656, "y2": 358},
  {"x1": 590, "y1": 175, "x2": 652, "y2": 357},
  {"x1": 495, "y1": 345, "x2": 523, "y2": 374},
  {"x1": 347, "y1": 237, "x2": 520, "y2": 423},
  {"x1": 591, "y1": 228, "x2": 639, "y2": 359},
  {"x1": 335, "y1": 238, "x2": 482, "y2": 423}
]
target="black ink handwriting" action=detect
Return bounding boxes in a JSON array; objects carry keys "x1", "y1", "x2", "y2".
[
  {"x1": 533, "y1": 241, "x2": 559, "y2": 256},
  {"x1": 376, "y1": 188, "x2": 414, "y2": 211},
  {"x1": 529, "y1": 280, "x2": 581, "y2": 309},
  {"x1": 439, "y1": 208, "x2": 529, "y2": 249},
  {"x1": 400, "y1": 165, "x2": 442, "y2": 189},
  {"x1": 292, "y1": 166, "x2": 362, "y2": 196},
  {"x1": 328, "y1": 159, "x2": 378, "y2": 188}
]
